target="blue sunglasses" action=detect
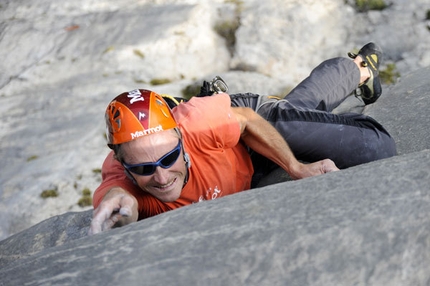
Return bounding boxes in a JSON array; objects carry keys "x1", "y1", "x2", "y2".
[{"x1": 122, "y1": 140, "x2": 182, "y2": 176}]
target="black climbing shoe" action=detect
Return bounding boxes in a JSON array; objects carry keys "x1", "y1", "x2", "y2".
[{"x1": 348, "y1": 42, "x2": 383, "y2": 105}]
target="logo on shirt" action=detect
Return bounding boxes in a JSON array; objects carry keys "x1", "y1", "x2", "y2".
[{"x1": 198, "y1": 186, "x2": 222, "y2": 202}]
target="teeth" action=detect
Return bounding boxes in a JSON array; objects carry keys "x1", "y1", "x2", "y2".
[{"x1": 157, "y1": 179, "x2": 174, "y2": 189}]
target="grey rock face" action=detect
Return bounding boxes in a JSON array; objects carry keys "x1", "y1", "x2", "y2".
[
  {"x1": 0, "y1": 210, "x2": 92, "y2": 268},
  {"x1": 365, "y1": 66, "x2": 430, "y2": 155},
  {"x1": 1, "y1": 150, "x2": 429, "y2": 286}
]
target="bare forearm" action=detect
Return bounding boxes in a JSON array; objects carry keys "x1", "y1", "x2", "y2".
[
  {"x1": 235, "y1": 107, "x2": 302, "y2": 177},
  {"x1": 233, "y1": 107, "x2": 339, "y2": 179}
]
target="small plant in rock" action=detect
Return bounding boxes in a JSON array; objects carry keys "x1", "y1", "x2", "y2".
[
  {"x1": 41, "y1": 187, "x2": 59, "y2": 198},
  {"x1": 214, "y1": 19, "x2": 240, "y2": 53},
  {"x1": 133, "y1": 78, "x2": 147, "y2": 84},
  {"x1": 78, "y1": 188, "x2": 93, "y2": 207},
  {"x1": 150, "y1": 78, "x2": 171, "y2": 85},
  {"x1": 92, "y1": 168, "x2": 102, "y2": 182},
  {"x1": 426, "y1": 10, "x2": 430, "y2": 31},
  {"x1": 26, "y1": 155, "x2": 39, "y2": 162},
  {"x1": 181, "y1": 83, "x2": 202, "y2": 99},
  {"x1": 102, "y1": 46, "x2": 115, "y2": 54},
  {"x1": 214, "y1": 0, "x2": 243, "y2": 54},
  {"x1": 353, "y1": 0, "x2": 388, "y2": 12},
  {"x1": 133, "y1": 49, "x2": 145, "y2": 59},
  {"x1": 380, "y1": 63, "x2": 400, "y2": 85}
]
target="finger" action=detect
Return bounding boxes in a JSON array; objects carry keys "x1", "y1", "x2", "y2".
[
  {"x1": 88, "y1": 208, "x2": 106, "y2": 236},
  {"x1": 325, "y1": 166, "x2": 339, "y2": 173},
  {"x1": 88, "y1": 214, "x2": 103, "y2": 236},
  {"x1": 102, "y1": 212, "x2": 122, "y2": 231},
  {"x1": 88, "y1": 205, "x2": 117, "y2": 235},
  {"x1": 119, "y1": 195, "x2": 136, "y2": 217},
  {"x1": 119, "y1": 207, "x2": 130, "y2": 217},
  {"x1": 323, "y1": 160, "x2": 340, "y2": 173}
]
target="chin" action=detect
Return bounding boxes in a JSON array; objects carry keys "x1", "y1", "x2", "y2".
[
  {"x1": 151, "y1": 177, "x2": 184, "y2": 202},
  {"x1": 157, "y1": 188, "x2": 182, "y2": 202}
]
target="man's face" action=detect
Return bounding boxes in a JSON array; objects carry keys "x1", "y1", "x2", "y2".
[{"x1": 121, "y1": 130, "x2": 187, "y2": 202}]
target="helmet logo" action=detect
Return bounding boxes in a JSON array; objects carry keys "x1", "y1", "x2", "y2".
[
  {"x1": 131, "y1": 125, "x2": 164, "y2": 139},
  {"x1": 127, "y1": 89, "x2": 144, "y2": 104},
  {"x1": 138, "y1": 111, "x2": 146, "y2": 121}
]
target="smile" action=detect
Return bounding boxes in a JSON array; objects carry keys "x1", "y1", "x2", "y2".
[{"x1": 154, "y1": 178, "x2": 177, "y2": 191}]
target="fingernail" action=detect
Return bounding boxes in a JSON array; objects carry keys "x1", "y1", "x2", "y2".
[{"x1": 119, "y1": 208, "x2": 130, "y2": 217}]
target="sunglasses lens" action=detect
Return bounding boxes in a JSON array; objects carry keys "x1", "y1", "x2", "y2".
[
  {"x1": 160, "y1": 148, "x2": 180, "y2": 167},
  {"x1": 129, "y1": 165, "x2": 156, "y2": 176},
  {"x1": 124, "y1": 140, "x2": 182, "y2": 176}
]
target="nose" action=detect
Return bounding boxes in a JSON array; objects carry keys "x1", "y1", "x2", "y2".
[{"x1": 152, "y1": 166, "x2": 170, "y2": 184}]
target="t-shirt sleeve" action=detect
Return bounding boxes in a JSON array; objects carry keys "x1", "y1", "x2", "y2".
[
  {"x1": 92, "y1": 151, "x2": 138, "y2": 208},
  {"x1": 173, "y1": 93, "x2": 241, "y2": 149}
]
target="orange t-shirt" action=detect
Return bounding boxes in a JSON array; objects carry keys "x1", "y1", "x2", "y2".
[{"x1": 93, "y1": 94, "x2": 254, "y2": 219}]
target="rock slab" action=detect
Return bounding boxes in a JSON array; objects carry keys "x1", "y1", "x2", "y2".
[{"x1": 1, "y1": 150, "x2": 429, "y2": 286}]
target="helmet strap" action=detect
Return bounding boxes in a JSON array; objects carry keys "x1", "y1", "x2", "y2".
[
  {"x1": 124, "y1": 168, "x2": 138, "y2": 186},
  {"x1": 174, "y1": 127, "x2": 190, "y2": 186},
  {"x1": 182, "y1": 149, "x2": 190, "y2": 186}
]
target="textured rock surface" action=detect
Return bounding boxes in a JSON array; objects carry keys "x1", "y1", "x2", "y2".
[
  {"x1": 0, "y1": 210, "x2": 92, "y2": 268},
  {"x1": 1, "y1": 150, "x2": 429, "y2": 285},
  {"x1": 365, "y1": 66, "x2": 430, "y2": 155}
]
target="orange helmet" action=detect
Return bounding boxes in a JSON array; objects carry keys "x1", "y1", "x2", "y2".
[{"x1": 105, "y1": 89, "x2": 177, "y2": 145}]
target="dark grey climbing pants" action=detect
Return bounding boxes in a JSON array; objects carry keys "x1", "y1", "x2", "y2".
[{"x1": 230, "y1": 57, "x2": 397, "y2": 184}]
